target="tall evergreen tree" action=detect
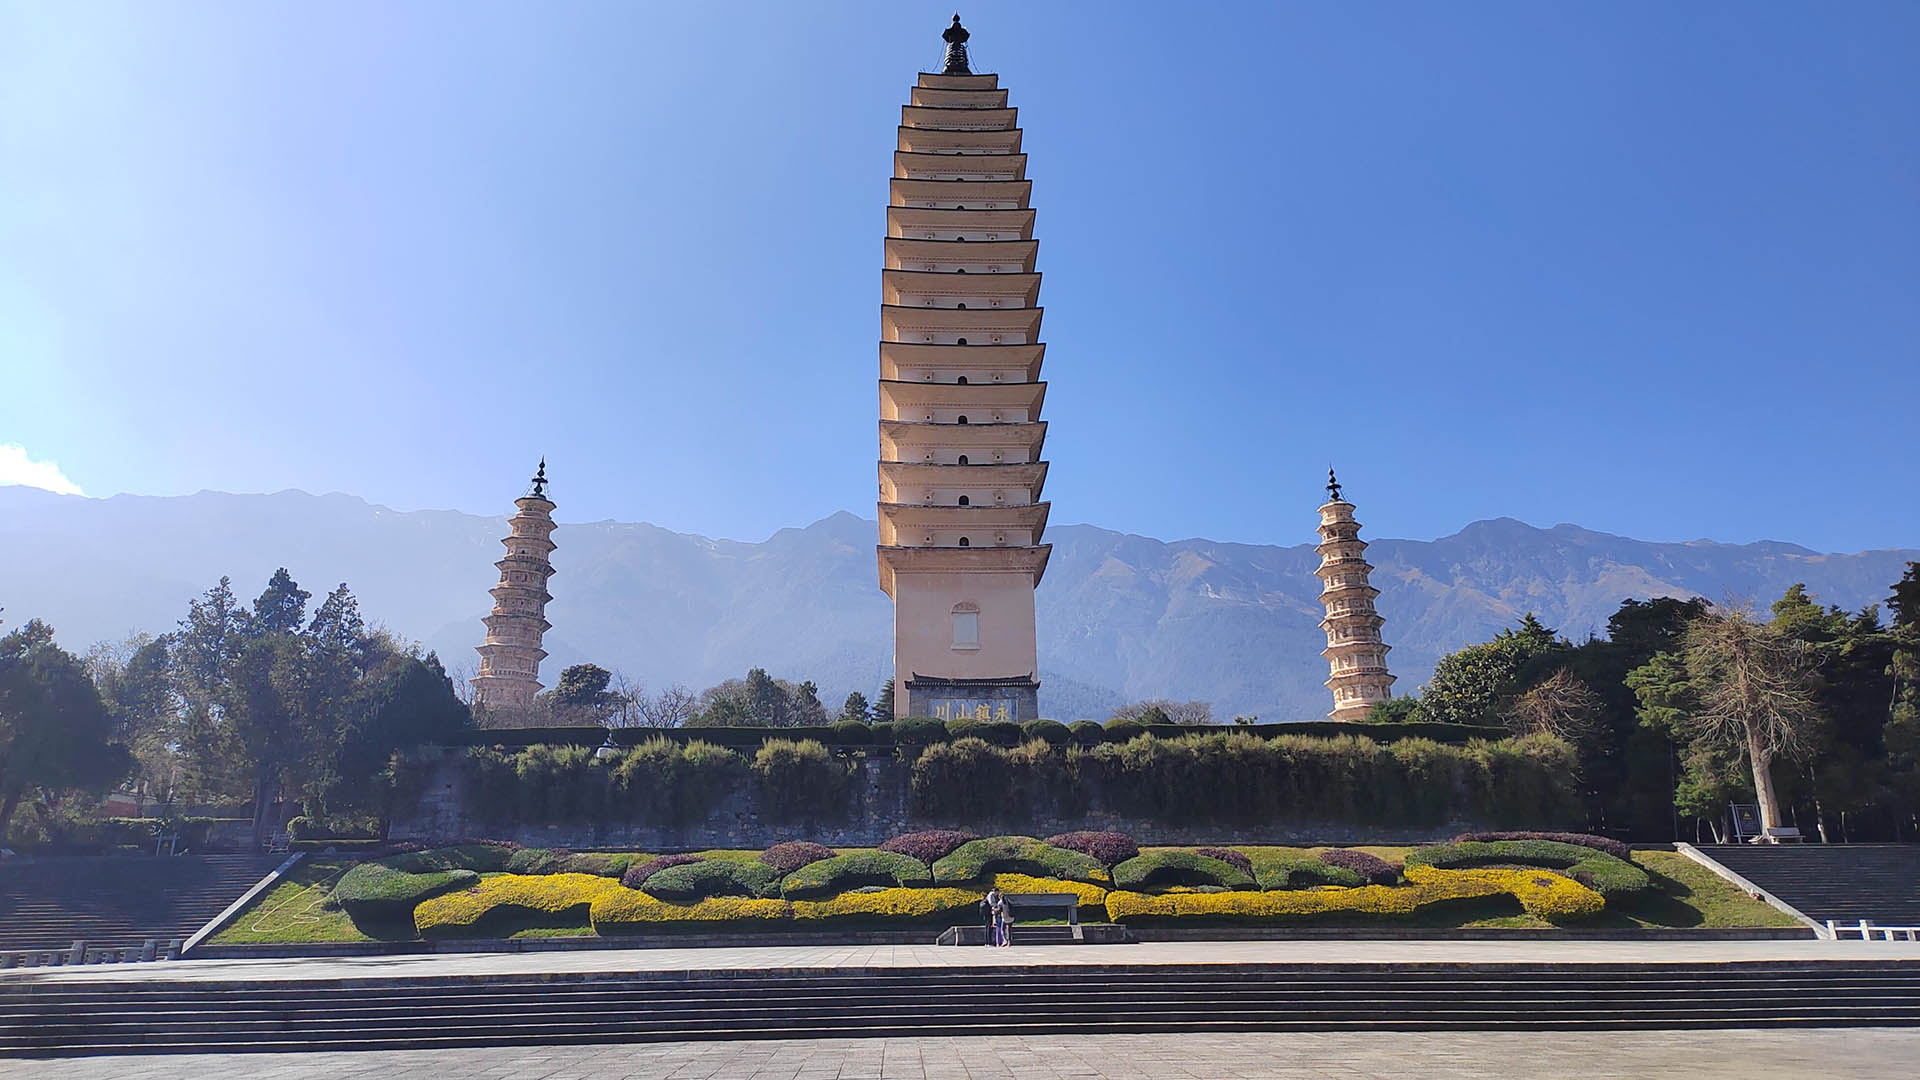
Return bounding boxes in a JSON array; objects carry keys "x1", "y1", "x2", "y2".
[{"x1": 0, "y1": 621, "x2": 132, "y2": 838}]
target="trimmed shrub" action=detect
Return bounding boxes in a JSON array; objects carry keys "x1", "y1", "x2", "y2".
[
  {"x1": 790, "y1": 886, "x2": 983, "y2": 924},
  {"x1": 332, "y1": 864, "x2": 479, "y2": 921},
  {"x1": 946, "y1": 719, "x2": 1023, "y2": 747},
  {"x1": 1248, "y1": 850, "x2": 1362, "y2": 890},
  {"x1": 1404, "y1": 839, "x2": 1650, "y2": 900},
  {"x1": 829, "y1": 720, "x2": 873, "y2": 745},
  {"x1": 620, "y1": 853, "x2": 702, "y2": 890},
  {"x1": 751, "y1": 739, "x2": 850, "y2": 821},
  {"x1": 590, "y1": 890, "x2": 790, "y2": 934},
  {"x1": 932, "y1": 836, "x2": 1108, "y2": 885},
  {"x1": 1066, "y1": 720, "x2": 1106, "y2": 747},
  {"x1": 893, "y1": 717, "x2": 948, "y2": 746},
  {"x1": 1194, "y1": 847, "x2": 1255, "y2": 877},
  {"x1": 869, "y1": 721, "x2": 894, "y2": 744},
  {"x1": 413, "y1": 872, "x2": 615, "y2": 936},
  {"x1": 1106, "y1": 865, "x2": 1603, "y2": 924},
  {"x1": 379, "y1": 842, "x2": 515, "y2": 875},
  {"x1": 760, "y1": 841, "x2": 836, "y2": 875},
  {"x1": 1045, "y1": 831, "x2": 1139, "y2": 868},
  {"x1": 781, "y1": 851, "x2": 933, "y2": 898},
  {"x1": 1103, "y1": 718, "x2": 1147, "y2": 742},
  {"x1": 879, "y1": 829, "x2": 979, "y2": 867},
  {"x1": 642, "y1": 859, "x2": 784, "y2": 901},
  {"x1": 504, "y1": 847, "x2": 571, "y2": 875},
  {"x1": 1022, "y1": 719, "x2": 1071, "y2": 746},
  {"x1": 1454, "y1": 830, "x2": 1631, "y2": 862},
  {"x1": 1112, "y1": 850, "x2": 1256, "y2": 891},
  {"x1": 1315, "y1": 848, "x2": 1399, "y2": 885},
  {"x1": 557, "y1": 852, "x2": 644, "y2": 878}
]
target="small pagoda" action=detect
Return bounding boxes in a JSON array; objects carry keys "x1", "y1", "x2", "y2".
[
  {"x1": 1314, "y1": 469, "x2": 1396, "y2": 721},
  {"x1": 471, "y1": 460, "x2": 558, "y2": 714},
  {"x1": 876, "y1": 16, "x2": 1052, "y2": 721}
]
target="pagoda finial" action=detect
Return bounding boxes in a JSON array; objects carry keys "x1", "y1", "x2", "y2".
[
  {"x1": 530, "y1": 457, "x2": 549, "y2": 500},
  {"x1": 941, "y1": 14, "x2": 972, "y2": 75},
  {"x1": 1326, "y1": 466, "x2": 1343, "y2": 504}
]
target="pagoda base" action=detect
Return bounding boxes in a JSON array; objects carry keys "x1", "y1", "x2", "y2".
[{"x1": 905, "y1": 673, "x2": 1040, "y2": 723}]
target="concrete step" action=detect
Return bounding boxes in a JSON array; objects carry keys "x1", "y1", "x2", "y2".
[{"x1": 3, "y1": 962, "x2": 1915, "y2": 1055}]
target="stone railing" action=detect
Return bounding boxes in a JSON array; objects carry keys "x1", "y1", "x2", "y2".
[{"x1": 0, "y1": 938, "x2": 181, "y2": 969}]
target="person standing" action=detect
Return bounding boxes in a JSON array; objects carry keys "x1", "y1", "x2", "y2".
[
  {"x1": 979, "y1": 890, "x2": 998, "y2": 946},
  {"x1": 991, "y1": 890, "x2": 1012, "y2": 947}
]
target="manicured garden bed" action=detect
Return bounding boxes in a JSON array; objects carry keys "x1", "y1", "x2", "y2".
[{"x1": 209, "y1": 833, "x2": 1796, "y2": 946}]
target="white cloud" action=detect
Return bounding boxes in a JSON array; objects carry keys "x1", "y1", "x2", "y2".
[{"x1": 0, "y1": 444, "x2": 86, "y2": 496}]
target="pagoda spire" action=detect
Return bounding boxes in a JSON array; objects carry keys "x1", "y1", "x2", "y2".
[
  {"x1": 1313, "y1": 471, "x2": 1395, "y2": 721},
  {"x1": 941, "y1": 14, "x2": 972, "y2": 75},
  {"x1": 471, "y1": 460, "x2": 559, "y2": 716}
]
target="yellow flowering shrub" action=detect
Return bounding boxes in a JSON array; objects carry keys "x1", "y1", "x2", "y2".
[
  {"x1": 413, "y1": 873, "x2": 619, "y2": 935},
  {"x1": 1412, "y1": 865, "x2": 1604, "y2": 921},
  {"x1": 988, "y1": 873, "x2": 1109, "y2": 907},
  {"x1": 589, "y1": 888, "x2": 790, "y2": 933},
  {"x1": 1107, "y1": 866, "x2": 1604, "y2": 924},
  {"x1": 791, "y1": 886, "x2": 984, "y2": 922}
]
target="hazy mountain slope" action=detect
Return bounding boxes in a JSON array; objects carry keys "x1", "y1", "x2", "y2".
[{"x1": 1, "y1": 486, "x2": 1911, "y2": 721}]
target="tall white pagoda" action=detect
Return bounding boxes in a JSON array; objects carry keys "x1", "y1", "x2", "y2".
[
  {"x1": 876, "y1": 17, "x2": 1051, "y2": 721},
  {"x1": 471, "y1": 460, "x2": 558, "y2": 714},
  {"x1": 1314, "y1": 469, "x2": 1396, "y2": 721}
]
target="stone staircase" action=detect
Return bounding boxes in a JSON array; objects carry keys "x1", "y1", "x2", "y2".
[
  {"x1": 1697, "y1": 845, "x2": 1920, "y2": 928},
  {"x1": 3, "y1": 962, "x2": 1917, "y2": 1055},
  {"x1": 0, "y1": 855, "x2": 286, "y2": 954}
]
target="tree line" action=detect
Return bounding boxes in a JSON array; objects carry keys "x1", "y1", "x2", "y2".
[
  {"x1": 0, "y1": 570, "x2": 466, "y2": 849},
  {"x1": 1365, "y1": 564, "x2": 1920, "y2": 842}
]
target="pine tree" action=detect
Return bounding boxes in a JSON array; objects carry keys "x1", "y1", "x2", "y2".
[
  {"x1": 871, "y1": 679, "x2": 896, "y2": 723},
  {"x1": 840, "y1": 691, "x2": 870, "y2": 725}
]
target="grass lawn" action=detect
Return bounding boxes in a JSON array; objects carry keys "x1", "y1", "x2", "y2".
[{"x1": 209, "y1": 857, "x2": 383, "y2": 945}]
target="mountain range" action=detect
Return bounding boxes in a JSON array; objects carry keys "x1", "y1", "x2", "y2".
[{"x1": 1, "y1": 485, "x2": 1913, "y2": 722}]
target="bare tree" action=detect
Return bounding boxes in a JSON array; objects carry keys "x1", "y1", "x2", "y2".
[
  {"x1": 1112, "y1": 699, "x2": 1214, "y2": 726},
  {"x1": 1680, "y1": 605, "x2": 1822, "y2": 835},
  {"x1": 1504, "y1": 668, "x2": 1603, "y2": 743},
  {"x1": 607, "y1": 675, "x2": 700, "y2": 729}
]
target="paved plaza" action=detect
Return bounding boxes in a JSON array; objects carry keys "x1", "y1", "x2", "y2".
[
  {"x1": 8, "y1": 938, "x2": 1918, "y2": 988},
  {"x1": 5, "y1": 1029, "x2": 1918, "y2": 1079}
]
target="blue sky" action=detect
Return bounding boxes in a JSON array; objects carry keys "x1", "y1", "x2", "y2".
[{"x1": 2, "y1": 2, "x2": 1915, "y2": 553}]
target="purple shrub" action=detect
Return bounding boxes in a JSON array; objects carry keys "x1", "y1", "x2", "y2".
[
  {"x1": 1454, "y1": 831, "x2": 1630, "y2": 862},
  {"x1": 620, "y1": 853, "x2": 702, "y2": 890},
  {"x1": 759, "y1": 841, "x2": 837, "y2": 875},
  {"x1": 1047, "y1": 831, "x2": 1142, "y2": 868},
  {"x1": 1193, "y1": 846, "x2": 1255, "y2": 877},
  {"x1": 878, "y1": 829, "x2": 979, "y2": 867},
  {"x1": 1315, "y1": 848, "x2": 1399, "y2": 885}
]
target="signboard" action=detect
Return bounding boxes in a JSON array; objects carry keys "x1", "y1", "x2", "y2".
[
  {"x1": 928, "y1": 700, "x2": 1015, "y2": 722},
  {"x1": 1729, "y1": 803, "x2": 1763, "y2": 841}
]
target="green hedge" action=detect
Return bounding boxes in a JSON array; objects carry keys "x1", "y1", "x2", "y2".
[
  {"x1": 332, "y1": 864, "x2": 479, "y2": 920},
  {"x1": 446, "y1": 719, "x2": 1512, "y2": 751},
  {"x1": 931, "y1": 836, "x2": 1107, "y2": 885},
  {"x1": 642, "y1": 859, "x2": 784, "y2": 900},
  {"x1": 1112, "y1": 851, "x2": 1256, "y2": 891},
  {"x1": 1080, "y1": 731, "x2": 1580, "y2": 826},
  {"x1": 1404, "y1": 840, "x2": 1650, "y2": 899},
  {"x1": 448, "y1": 730, "x2": 1577, "y2": 830},
  {"x1": 780, "y1": 851, "x2": 933, "y2": 898}
]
